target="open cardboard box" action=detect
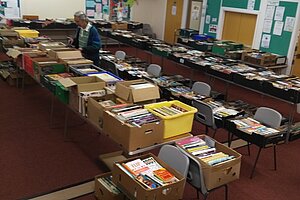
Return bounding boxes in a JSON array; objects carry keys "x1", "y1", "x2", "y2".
[
  {"x1": 177, "y1": 135, "x2": 241, "y2": 190},
  {"x1": 87, "y1": 94, "x2": 117, "y2": 129},
  {"x1": 112, "y1": 153, "x2": 185, "y2": 200},
  {"x1": 95, "y1": 172, "x2": 125, "y2": 200},
  {"x1": 58, "y1": 76, "x2": 106, "y2": 112},
  {"x1": 103, "y1": 110, "x2": 164, "y2": 152},
  {"x1": 115, "y1": 79, "x2": 160, "y2": 103}
]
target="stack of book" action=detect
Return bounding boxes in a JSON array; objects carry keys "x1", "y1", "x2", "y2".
[
  {"x1": 152, "y1": 104, "x2": 188, "y2": 116},
  {"x1": 176, "y1": 136, "x2": 235, "y2": 166},
  {"x1": 110, "y1": 105, "x2": 160, "y2": 127},
  {"x1": 230, "y1": 117, "x2": 279, "y2": 135},
  {"x1": 116, "y1": 156, "x2": 178, "y2": 189},
  {"x1": 96, "y1": 175, "x2": 121, "y2": 195}
]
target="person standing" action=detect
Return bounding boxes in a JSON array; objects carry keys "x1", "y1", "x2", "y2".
[{"x1": 69, "y1": 11, "x2": 101, "y2": 66}]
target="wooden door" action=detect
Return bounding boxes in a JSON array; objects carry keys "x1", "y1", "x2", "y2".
[
  {"x1": 222, "y1": 11, "x2": 257, "y2": 46},
  {"x1": 292, "y1": 35, "x2": 300, "y2": 76},
  {"x1": 164, "y1": 0, "x2": 184, "y2": 44}
]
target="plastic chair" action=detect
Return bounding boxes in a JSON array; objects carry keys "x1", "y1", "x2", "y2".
[
  {"x1": 254, "y1": 107, "x2": 282, "y2": 128},
  {"x1": 192, "y1": 81, "x2": 211, "y2": 97},
  {"x1": 158, "y1": 145, "x2": 190, "y2": 177},
  {"x1": 115, "y1": 50, "x2": 126, "y2": 60},
  {"x1": 180, "y1": 148, "x2": 228, "y2": 200},
  {"x1": 192, "y1": 100, "x2": 218, "y2": 138},
  {"x1": 147, "y1": 64, "x2": 162, "y2": 78},
  {"x1": 248, "y1": 107, "x2": 282, "y2": 178}
]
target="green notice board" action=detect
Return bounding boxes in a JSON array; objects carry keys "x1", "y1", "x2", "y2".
[
  {"x1": 222, "y1": 0, "x2": 261, "y2": 10},
  {"x1": 203, "y1": 0, "x2": 222, "y2": 38},
  {"x1": 260, "y1": 1, "x2": 298, "y2": 56}
]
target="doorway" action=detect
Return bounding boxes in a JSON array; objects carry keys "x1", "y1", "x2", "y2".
[
  {"x1": 222, "y1": 11, "x2": 257, "y2": 46},
  {"x1": 292, "y1": 34, "x2": 300, "y2": 76},
  {"x1": 164, "y1": 0, "x2": 184, "y2": 44}
]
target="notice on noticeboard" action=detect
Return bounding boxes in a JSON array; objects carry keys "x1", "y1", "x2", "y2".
[
  {"x1": 261, "y1": 34, "x2": 271, "y2": 48},
  {"x1": 284, "y1": 16, "x2": 295, "y2": 32},
  {"x1": 274, "y1": 6, "x2": 285, "y2": 21},
  {"x1": 273, "y1": 21, "x2": 284, "y2": 36},
  {"x1": 265, "y1": 6, "x2": 275, "y2": 20},
  {"x1": 263, "y1": 20, "x2": 272, "y2": 33}
]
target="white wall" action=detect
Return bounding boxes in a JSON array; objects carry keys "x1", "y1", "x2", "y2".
[
  {"x1": 20, "y1": 0, "x2": 85, "y2": 19},
  {"x1": 131, "y1": 0, "x2": 167, "y2": 40}
]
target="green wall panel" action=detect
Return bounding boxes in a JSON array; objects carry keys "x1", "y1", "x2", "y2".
[
  {"x1": 203, "y1": 0, "x2": 222, "y2": 38},
  {"x1": 222, "y1": 0, "x2": 261, "y2": 10},
  {"x1": 260, "y1": 1, "x2": 298, "y2": 56}
]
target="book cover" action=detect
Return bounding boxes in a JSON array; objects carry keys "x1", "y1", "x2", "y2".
[
  {"x1": 135, "y1": 174, "x2": 161, "y2": 189},
  {"x1": 122, "y1": 159, "x2": 150, "y2": 177},
  {"x1": 153, "y1": 168, "x2": 175, "y2": 183}
]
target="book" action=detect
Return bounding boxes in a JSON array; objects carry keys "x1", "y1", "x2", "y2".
[
  {"x1": 135, "y1": 174, "x2": 161, "y2": 189},
  {"x1": 122, "y1": 159, "x2": 150, "y2": 177},
  {"x1": 153, "y1": 168, "x2": 176, "y2": 183},
  {"x1": 176, "y1": 136, "x2": 206, "y2": 146}
]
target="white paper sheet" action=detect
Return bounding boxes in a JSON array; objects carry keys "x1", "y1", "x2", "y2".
[
  {"x1": 274, "y1": 6, "x2": 285, "y2": 21},
  {"x1": 263, "y1": 20, "x2": 272, "y2": 33},
  {"x1": 265, "y1": 6, "x2": 275, "y2": 20},
  {"x1": 172, "y1": 5, "x2": 177, "y2": 16},
  {"x1": 261, "y1": 34, "x2": 271, "y2": 48},
  {"x1": 247, "y1": 0, "x2": 255, "y2": 10},
  {"x1": 273, "y1": 21, "x2": 284, "y2": 35},
  {"x1": 284, "y1": 16, "x2": 295, "y2": 32},
  {"x1": 205, "y1": 15, "x2": 211, "y2": 24}
]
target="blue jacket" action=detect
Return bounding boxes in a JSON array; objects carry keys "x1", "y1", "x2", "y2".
[{"x1": 73, "y1": 25, "x2": 101, "y2": 66}]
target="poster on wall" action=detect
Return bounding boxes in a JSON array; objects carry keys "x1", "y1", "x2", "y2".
[
  {"x1": 208, "y1": 24, "x2": 217, "y2": 33},
  {"x1": 0, "y1": 0, "x2": 20, "y2": 19},
  {"x1": 261, "y1": 34, "x2": 271, "y2": 48},
  {"x1": 205, "y1": 15, "x2": 210, "y2": 24}
]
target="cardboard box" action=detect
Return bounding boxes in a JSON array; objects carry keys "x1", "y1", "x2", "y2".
[
  {"x1": 95, "y1": 172, "x2": 125, "y2": 200},
  {"x1": 103, "y1": 110, "x2": 164, "y2": 152},
  {"x1": 32, "y1": 57, "x2": 66, "y2": 82},
  {"x1": 61, "y1": 58, "x2": 93, "y2": 65},
  {"x1": 177, "y1": 135, "x2": 241, "y2": 190},
  {"x1": 115, "y1": 79, "x2": 160, "y2": 103},
  {"x1": 112, "y1": 153, "x2": 185, "y2": 200},
  {"x1": 38, "y1": 42, "x2": 66, "y2": 51},
  {"x1": 58, "y1": 76, "x2": 106, "y2": 111},
  {"x1": 48, "y1": 49, "x2": 82, "y2": 59},
  {"x1": 87, "y1": 94, "x2": 117, "y2": 129}
]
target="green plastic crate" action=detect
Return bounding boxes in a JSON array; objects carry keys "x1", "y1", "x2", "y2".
[{"x1": 55, "y1": 82, "x2": 69, "y2": 104}]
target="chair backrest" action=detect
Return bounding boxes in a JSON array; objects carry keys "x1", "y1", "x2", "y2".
[
  {"x1": 115, "y1": 50, "x2": 126, "y2": 60},
  {"x1": 147, "y1": 64, "x2": 162, "y2": 78},
  {"x1": 158, "y1": 145, "x2": 190, "y2": 177},
  {"x1": 192, "y1": 100, "x2": 216, "y2": 128},
  {"x1": 254, "y1": 107, "x2": 282, "y2": 128},
  {"x1": 192, "y1": 82, "x2": 211, "y2": 96},
  {"x1": 187, "y1": 153, "x2": 208, "y2": 195}
]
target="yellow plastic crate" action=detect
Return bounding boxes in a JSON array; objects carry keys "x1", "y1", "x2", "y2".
[
  {"x1": 15, "y1": 30, "x2": 39, "y2": 38},
  {"x1": 145, "y1": 100, "x2": 197, "y2": 138}
]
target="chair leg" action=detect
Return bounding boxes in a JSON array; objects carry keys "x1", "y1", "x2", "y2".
[
  {"x1": 196, "y1": 188, "x2": 200, "y2": 199},
  {"x1": 228, "y1": 131, "x2": 231, "y2": 147},
  {"x1": 205, "y1": 125, "x2": 208, "y2": 134},
  {"x1": 250, "y1": 147, "x2": 262, "y2": 179},
  {"x1": 273, "y1": 144, "x2": 277, "y2": 171},
  {"x1": 212, "y1": 129, "x2": 217, "y2": 138},
  {"x1": 224, "y1": 184, "x2": 228, "y2": 200},
  {"x1": 247, "y1": 142, "x2": 251, "y2": 156}
]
